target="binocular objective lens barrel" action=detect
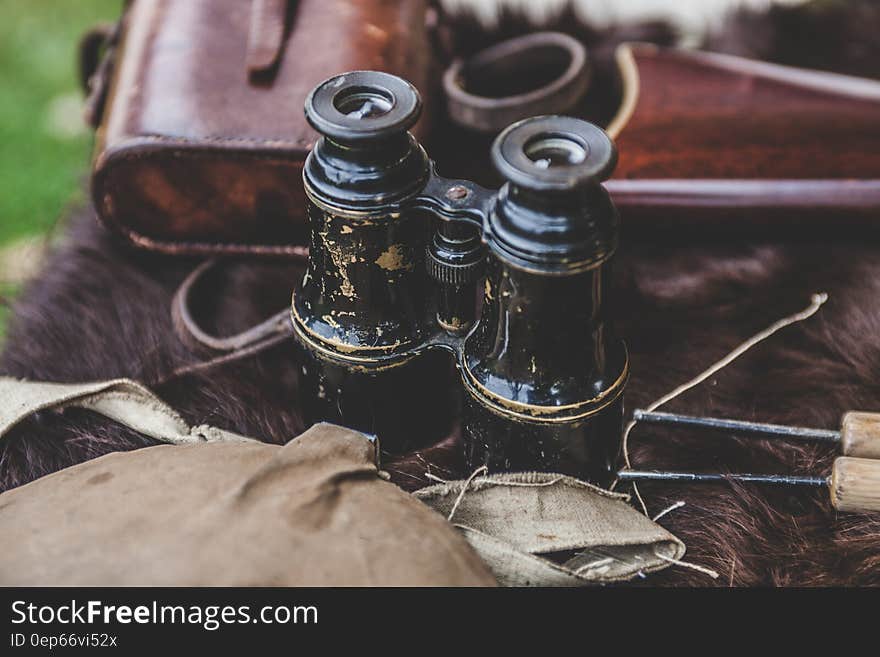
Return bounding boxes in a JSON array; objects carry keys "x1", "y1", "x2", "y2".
[
  {"x1": 292, "y1": 71, "x2": 457, "y2": 455},
  {"x1": 459, "y1": 116, "x2": 627, "y2": 486}
]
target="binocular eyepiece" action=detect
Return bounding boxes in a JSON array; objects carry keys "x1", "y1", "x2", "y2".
[{"x1": 292, "y1": 70, "x2": 627, "y2": 485}]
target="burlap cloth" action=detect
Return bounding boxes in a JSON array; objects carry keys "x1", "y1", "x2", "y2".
[{"x1": 417, "y1": 472, "x2": 684, "y2": 586}]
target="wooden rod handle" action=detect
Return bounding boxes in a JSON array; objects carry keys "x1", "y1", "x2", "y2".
[
  {"x1": 839, "y1": 412, "x2": 880, "y2": 458},
  {"x1": 829, "y1": 457, "x2": 880, "y2": 513}
]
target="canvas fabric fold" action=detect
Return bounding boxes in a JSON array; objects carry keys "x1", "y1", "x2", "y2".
[
  {"x1": 0, "y1": 377, "x2": 494, "y2": 586},
  {"x1": 415, "y1": 472, "x2": 686, "y2": 586},
  {"x1": 0, "y1": 377, "x2": 257, "y2": 446}
]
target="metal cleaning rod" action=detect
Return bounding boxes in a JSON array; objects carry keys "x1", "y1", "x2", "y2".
[
  {"x1": 616, "y1": 469, "x2": 827, "y2": 487},
  {"x1": 632, "y1": 409, "x2": 840, "y2": 443},
  {"x1": 617, "y1": 457, "x2": 880, "y2": 513}
]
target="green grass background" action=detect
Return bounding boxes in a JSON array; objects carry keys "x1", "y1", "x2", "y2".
[{"x1": 0, "y1": 0, "x2": 120, "y2": 337}]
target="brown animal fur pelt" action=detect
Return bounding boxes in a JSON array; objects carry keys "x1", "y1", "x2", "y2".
[
  {"x1": 4, "y1": 1, "x2": 880, "y2": 586},
  {"x1": 705, "y1": 0, "x2": 880, "y2": 80},
  {"x1": 5, "y1": 211, "x2": 880, "y2": 586}
]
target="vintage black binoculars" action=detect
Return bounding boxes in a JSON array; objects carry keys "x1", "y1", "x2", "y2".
[{"x1": 291, "y1": 71, "x2": 628, "y2": 485}]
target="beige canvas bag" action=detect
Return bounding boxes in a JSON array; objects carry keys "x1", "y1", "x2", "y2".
[{"x1": 0, "y1": 377, "x2": 684, "y2": 586}]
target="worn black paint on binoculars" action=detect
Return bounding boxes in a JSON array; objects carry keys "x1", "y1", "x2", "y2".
[{"x1": 291, "y1": 71, "x2": 628, "y2": 486}]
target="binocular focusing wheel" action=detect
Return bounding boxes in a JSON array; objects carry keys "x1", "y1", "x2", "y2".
[
  {"x1": 492, "y1": 115, "x2": 617, "y2": 192},
  {"x1": 305, "y1": 70, "x2": 422, "y2": 143}
]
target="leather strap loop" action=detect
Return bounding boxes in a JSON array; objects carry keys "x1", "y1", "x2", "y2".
[
  {"x1": 171, "y1": 259, "x2": 294, "y2": 355},
  {"x1": 443, "y1": 31, "x2": 590, "y2": 133}
]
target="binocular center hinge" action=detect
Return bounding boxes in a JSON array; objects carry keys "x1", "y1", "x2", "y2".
[{"x1": 407, "y1": 167, "x2": 495, "y2": 235}]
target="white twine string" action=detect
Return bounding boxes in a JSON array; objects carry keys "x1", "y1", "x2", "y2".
[
  {"x1": 447, "y1": 465, "x2": 488, "y2": 522},
  {"x1": 654, "y1": 550, "x2": 720, "y2": 579},
  {"x1": 649, "y1": 502, "x2": 717, "y2": 579},
  {"x1": 652, "y1": 500, "x2": 685, "y2": 522},
  {"x1": 617, "y1": 292, "x2": 828, "y2": 517}
]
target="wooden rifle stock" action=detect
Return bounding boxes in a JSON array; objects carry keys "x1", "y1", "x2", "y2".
[{"x1": 605, "y1": 44, "x2": 880, "y2": 238}]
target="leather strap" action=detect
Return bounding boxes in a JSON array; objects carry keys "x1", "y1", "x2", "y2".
[
  {"x1": 246, "y1": 0, "x2": 295, "y2": 78},
  {"x1": 171, "y1": 259, "x2": 293, "y2": 377},
  {"x1": 80, "y1": 0, "x2": 133, "y2": 128},
  {"x1": 80, "y1": 20, "x2": 122, "y2": 128},
  {"x1": 172, "y1": 259, "x2": 293, "y2": 353},
  {"x1": 164, "y1": 260, "x2": 295, "y2": 383}
]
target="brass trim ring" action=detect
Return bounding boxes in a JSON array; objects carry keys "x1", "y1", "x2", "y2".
[
  {"x1": 459, "y1": 350, "x2": 629, "y2": 424},
  {"x1": 290, "y1": 304, "x2": 424, "y2": 371}
]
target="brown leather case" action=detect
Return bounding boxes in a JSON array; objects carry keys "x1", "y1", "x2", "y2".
[{"x1": 90, "y1": 0, "x2": 432, "y2": 257}]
